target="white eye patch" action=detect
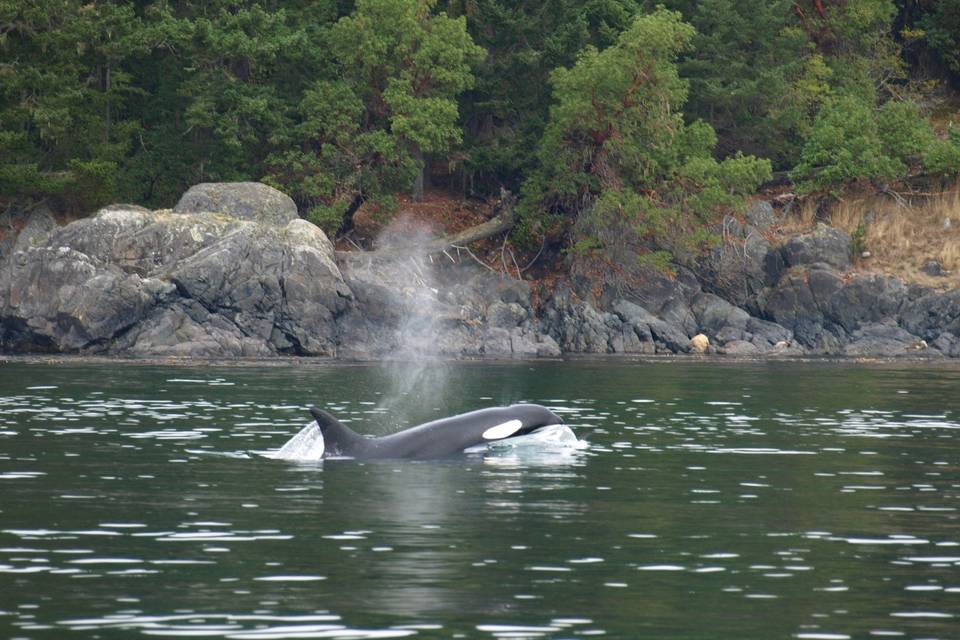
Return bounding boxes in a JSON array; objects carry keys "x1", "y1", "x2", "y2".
[{"x1": 482, "y1": 419, "x2": 523, "y2": 440}]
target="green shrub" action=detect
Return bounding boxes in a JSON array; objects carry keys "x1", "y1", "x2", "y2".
[
  {"x1": 850, "y1": 217, "x2": 867, "y2": 258},
  {"x1": 792, "y1": 94, "x2": 901, "y2": 194},
  {"x1": 306, "y1": 204, "x2": 350, "y2": 237},
  {"x1": 877, "y1": 100, "x2": 934, "y2": 163},
  {"x1": 920, "y1": 1, "x2": 960, "y2": 76},
  {"x1": 922, "y1": 127, "x2": 960, "y2": 177}
]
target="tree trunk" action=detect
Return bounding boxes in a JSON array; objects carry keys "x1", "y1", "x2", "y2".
[
  {"x1": 336, "y1": 190, "x2": 517, "y2": 259},
  {"x1": 412, "y1": 145, "x2": 425, "y2": 202},
  {"x1": 104, "y1": 63, "x2": 112, "y2": 144},
  {"x1": 335, "y1": 194, "x2": 366, "y2": 237}
]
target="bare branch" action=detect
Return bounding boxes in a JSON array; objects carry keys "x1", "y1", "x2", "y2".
[{"x1": 451, "y1": 243, "x2": 499, "y2": 274}]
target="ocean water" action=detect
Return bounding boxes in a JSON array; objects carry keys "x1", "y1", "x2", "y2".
[{"x1": 0, "y1": 359, "x2": 957, "y2": 639}]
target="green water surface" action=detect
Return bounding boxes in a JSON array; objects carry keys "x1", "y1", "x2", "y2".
[{"x1": 0, "y1": 359, "x2": 957, "y2": 639}]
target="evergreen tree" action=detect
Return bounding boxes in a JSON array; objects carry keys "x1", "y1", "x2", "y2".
[
  {"x1": 266, "y1": 0, "x2": 483, "y2": 234},
  {"x1": 519, "y1": 7, "x2": 770, "y2": 268},
  {"x1": 132, "y1": 0, "x2": 340, "y2": 206},
  {"x1": 445, "y1": 0, "x2": 641, "y2": 194},
  {"x1": 332, "y1": 0, "x2": 482, "y2": 203},
  {"x1": 676, "y1": 0, "x2": 809, "y2": 167},
  {"x1": 918, "y1": 1, "x2": 960, "y2": 80},
  {"x1": 0, "y1": 0, "x2": 152, "y2": 210}
]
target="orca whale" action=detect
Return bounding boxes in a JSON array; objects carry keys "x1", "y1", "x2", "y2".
[{"x1": 304, "y1": 404, "x2": 565, "y2": 460}]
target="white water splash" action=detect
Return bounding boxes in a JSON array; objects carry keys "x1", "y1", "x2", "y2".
[
  {"x1": 266, "y1": 422, "x2": 325, "y2": 462},
  {"x1": 464, "y1": 424, "x2": 587, "y2": 464},
  {"x1": 488, "y1": 424, "x2": 585, "y2": 450}
]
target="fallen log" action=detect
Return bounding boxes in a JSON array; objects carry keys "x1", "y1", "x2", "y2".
[{"x1": 335, "y1": 189, "x2": 517, "y2": 260}]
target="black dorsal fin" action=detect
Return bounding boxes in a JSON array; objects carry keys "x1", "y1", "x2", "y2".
[{"x1": 309, "y1": 407, "x2": 366, "y2": 456}]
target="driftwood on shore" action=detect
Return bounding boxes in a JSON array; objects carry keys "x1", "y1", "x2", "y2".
[
  {"x1": 336, "y1": 190, "x2": 517, "y2": 260},
  {"x1": 425, "y1": 198, "x2": 516, "y2": 253}
]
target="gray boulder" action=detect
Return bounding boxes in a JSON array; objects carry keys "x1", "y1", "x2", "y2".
[
  {"x1": 761, "y1": 264, "x2": 844, "y2": 349},
  {"x1": 744, "y1": 200, "x2": 780, "y2": 230},
  {"x1": 174, "y1": 182, "x2": 299, "y2": 225},
  {"x1": 0, "y1": 188, "x2": 350, "y2": 356},
  {"x1": 931, "y1": 332, "x2": 960, "y2": 357},
  {"x1": 1, "y1": 246, "x2": 160, "y2": 351},
  {"x1": 843, "y1": 322, "x2": 928, "y2": 358},
  {"x1": 696, "y1": 203, "x2": 784, "y2": 313},
  {"x1": 336, "y1": 250, "x2": 562, "y2": 359},
  {"x1": 611, "y1": 299, "x2": 691, "y2": 353},
  {"x1": 781, "y1": 223, "x2": 851, "y2": 270},
  {"x1": 658, "y1": 297, "x2": 698, "y2": 337},
  {"x1": 921, "y1": 259, "x2": 945, "y2": 277},
  {"x1": 721, "y1": 340, "x2": 760, "y2": 356},
  {"x1": 1, "y1": 205, "x2": 59, "y2": 264},
  {"x1": 745, "y1": 317, "x2": 794, "y2": 348},
  {"x1": 711, "y1": 317, "x2": 794, "y2": 352},
  {"x1": 118, "y1": 301, "x2": 273, "y2": 357},
  {"x1": 482, "y1": 327, "x2": 561, "y2": 357},
  {"x1": 825, "y1": 274, "x2": 906, "y2": 333},
  {"x1": 487, "y1": 301, "x2": 528, "y2": 328},
  {"x1": 900, "y1": 289, "x2": 960, "y2": 340},
  {"x1": 691, "y1": 292, "x2": 751, "y2": 335},
  {"x1": 759, "y1": 259, "x2": 942, "y2": 356},
  {"x1": 52, "y1": 206, "x2": 220, "y2": 274},
  {"x1": 539, "y1": 286, "x2": 617, "y2": 353},
  {"x1": 11, "y1": 206, "x2": 58, "y2": 257}
]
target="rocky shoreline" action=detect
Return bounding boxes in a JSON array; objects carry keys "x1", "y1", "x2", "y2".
[{"x1": 2, "y1": 182, "x2": 958, "y2": 360}]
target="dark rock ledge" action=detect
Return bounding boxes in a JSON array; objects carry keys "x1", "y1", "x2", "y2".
[{"x1": 1, "y1": 183, "x2": 958, "y2": 359}]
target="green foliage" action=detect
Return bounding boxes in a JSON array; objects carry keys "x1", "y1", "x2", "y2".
[
  {"x1": 443, "y1": 0, "x2": 642, "y2": 192},
  {"x1": 306, "y1": 203, "x2": 353, "y2": 237},
  {"x1": 0, "y1": 0, "x2": 149, "y2": 208},
  {"x1": 65, "y1": 159, "x2": 118, "y2": 212},
  {"x1": 0, "y1": 0, "x2": 955, "y2": 266},
  {"x1": 530, "y1": 8, "x2": 695, "y2": 202},
  {"x1": 0, "y1": 0, "x2": 342, "y2": 210},
  {"x1": 676, "y1": 0, "x2": 809, "y2": 166},
  {"x1": 0, "y1": 163, "x2": 72, "y2": 200},
  {"x1": 877, "y1": 99, "x2": 933, "y2": 161},
  {"x1": 794, "y1": 94, "x2": 960, "y2": 194},
  {"x1": 850, "y1": 217, "x2": 868, "y2": 258},
  {"x1": 797, "y1": 0, "x2": 902, "y2": 99},
  {"x1": 268, "y1": 0, "x2": 484, "y2": 224},
  {"x1": 332, "y1": 0, "x2": 483, "y2": 149},
  {"x1": 792, "y1": 94, "x2": 900, "y2": 194},
  {"x1": 919, "y1": 1, "x2": 960, "y2": 77},
  {"x1": 922, "y1": 127, "x2": 960, "y2": 177},
  {"x1": 519, "y1": 8, "x2": 771, "y2": 265}
]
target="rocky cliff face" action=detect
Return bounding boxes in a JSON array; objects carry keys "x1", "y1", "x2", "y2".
[
  {"x1": 541, "y1": 202, "x2": 956, "y2": 358},
  {"x1": 0, "y1": 183, "x2": 559, "y2": 358},
  {"x1": 0, "y1": 184, "x2": 350, "y2": 356},
  {"x1": 1, "y1": 183, "x2": 957, "y2": 359}
]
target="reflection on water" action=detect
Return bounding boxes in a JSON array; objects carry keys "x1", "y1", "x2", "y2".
[{"x1": 0, "y1": 360, "x2": 958, "y2": 639}]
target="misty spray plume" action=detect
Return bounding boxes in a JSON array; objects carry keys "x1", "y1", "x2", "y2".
[{"x1": 365, "y1": 214, "x2": 476, "y2": 428}]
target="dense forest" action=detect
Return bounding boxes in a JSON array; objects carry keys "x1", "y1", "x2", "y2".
[{"x1": 2, "y1": 0, "x2": 959, "y2": 264}]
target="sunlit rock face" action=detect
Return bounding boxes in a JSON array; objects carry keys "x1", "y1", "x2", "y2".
[
  {"x1": 0, "y1": 184, "x2": 351, "y2": 356},
  {"x1": 174, "y1": 182, "x2": 300, "y2": 226}
]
